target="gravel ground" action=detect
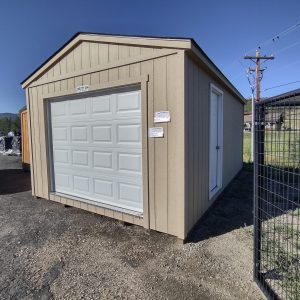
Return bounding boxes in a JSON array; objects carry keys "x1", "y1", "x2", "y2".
[{"x1": 0, "y1": 155, "x2": 265, "y2": 299}]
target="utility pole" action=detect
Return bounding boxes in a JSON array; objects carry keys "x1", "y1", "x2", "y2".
[{"x1": 244, "y1": 50, "x2": 274, "y2": 161}]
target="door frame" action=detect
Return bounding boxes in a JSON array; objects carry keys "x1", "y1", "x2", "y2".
[
  {"x1": 43, "y1": 75, "x2": 150, "y2": 228},
  {"x1": 209, "y1": 83, "x2": 223, "y2": 199}
]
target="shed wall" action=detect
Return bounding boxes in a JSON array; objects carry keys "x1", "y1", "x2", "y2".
[
  {"x1": 26, "y1": 42, "x2": 185, "y2": 238},
  {"x1": 185, "y1": 55, "x2": 243, "y2": 236}
]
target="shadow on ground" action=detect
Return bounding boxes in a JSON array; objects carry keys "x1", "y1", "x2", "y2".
[
  {"x1": 188, "y1": 170, "x2": 254, "y2": 243},
  {"x1": 0, "y1": 169, "x2": 31, "y2": 195}
]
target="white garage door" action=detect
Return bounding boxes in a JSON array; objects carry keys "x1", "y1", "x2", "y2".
[{"x1": 49, "y1": 89, "x2": 143, "y2": 213}]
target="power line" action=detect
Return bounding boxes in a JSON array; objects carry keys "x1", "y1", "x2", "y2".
[
  {"x1": 274, "y1": 40, "x2": 300, "y2": 55},
  {"x1": 244, "y1": 21, "x2": 300, "y2": 55},
  {"x1": 263, "y1": 80, "x2": 300, "y2": 92}
]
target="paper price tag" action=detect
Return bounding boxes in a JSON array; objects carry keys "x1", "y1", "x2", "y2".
[
  {"x1": 148, "y1": 127, "x2": 164, "y2": 138},
  {"x1": 154, "y1": 111, "x2": 171, "y2": 123}
]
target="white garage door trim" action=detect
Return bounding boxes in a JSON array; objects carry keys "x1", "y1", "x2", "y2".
[{"x1": 47, "y1": 86, "x2": 145, "y2": 215}]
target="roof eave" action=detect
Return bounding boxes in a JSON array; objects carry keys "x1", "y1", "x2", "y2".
[{"x1": 189, "y1": 41, "x2": 246, "y2": 104}]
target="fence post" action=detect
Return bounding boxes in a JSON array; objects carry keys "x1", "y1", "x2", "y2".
[{"x1": 254, "y1": 101, "x2": 265, "y2": 280}]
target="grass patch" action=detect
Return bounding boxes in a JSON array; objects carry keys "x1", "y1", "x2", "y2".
[
  {"x1": 243, "y1": 131, "x2": 300, "y2": 167},
  {"x1": 293, "y1": 208, "x2": 300, "y2": 217},
  {"x1": 243, "y1": 132, "x2": 252, "y2": 163}
]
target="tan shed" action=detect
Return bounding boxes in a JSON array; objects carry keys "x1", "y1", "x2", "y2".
[{"x1": 21, "y1": 33, "x2": 245, "y2": 240}]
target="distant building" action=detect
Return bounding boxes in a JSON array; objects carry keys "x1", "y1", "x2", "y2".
[{"x1": 244, "y1": 88, "x2": 300, "y2": 131}]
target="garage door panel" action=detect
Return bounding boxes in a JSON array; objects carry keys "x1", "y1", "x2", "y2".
[
  {"x1": 71, "y1": 126, "x2": 88, "y2": 142},
  {"x1": 73, "y1": 175, "x2": 90, "y2": 193},
  {"x1": 118, "y1": 182, "x2": 142, "y2": 204},
  {"x1": 117, "y1": 124, "x2": 142, "y2": 144},
  {"x1": 92, "y1": 125, "x2": 113, "y2": 143},
  {"x1": 91, "y1": 95, "x2": 112, "y2": 114},
  {"x1": 51, "y1": 101, "x2": 67, "y2": 117},
  {"x1": 54, "y1": 149, "x2": 69, "y2": 165},
  {"x1": 72, "y1": 150, "x2": 89, "y2": 167},
  {"x1": 116, "y1": 91, "x2": 140, "y2": 113},
  {"x1": 118, "y1": 152, "x2": 142, "y2": 174},
  {"x1": 69, "y1": 98, "x2": 89, "y2": 116},
  {"x1": 94, "y1": 178, "x2": 114, "y2": 198},
  {"x1": 50, "y1": 89, "x2": 143, "y2": 213},
  {"x1": 93, "y1": 151, "x2": 113, "y2": 170},
  {"x1": 55, "y1": 173, "x2": 71, "y2": 189},
  {"x1": 52, "y1": 126, "x2": 68, "y2": 142}
]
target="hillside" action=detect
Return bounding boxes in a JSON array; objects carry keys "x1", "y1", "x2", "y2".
[
  {"x1": 244, "y1": 100, "x2": 252, "y2": 113},
  {"x1": 0, "y1": 113, "x2": 18, "y2": 119},
  {"x1": 0, "y1": 113, "x2": 20, "y2": 134}
]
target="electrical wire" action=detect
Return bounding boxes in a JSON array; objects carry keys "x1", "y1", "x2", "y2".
[
  {"x1": 244, "y1": 21, "x2": 300, "y2": 55},
  {"x1": 263, "y1": 81, "x2": 300, "y2": 92}
]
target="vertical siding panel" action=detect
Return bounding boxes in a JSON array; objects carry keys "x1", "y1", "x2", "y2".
[
  {"x1": 198, "y1": 66, "x2": 204, "y2": 217},
  {"x1": 188, "y1": 58, "x2": 194, "y2": 231},
  {"x1": 90, "y1": 42, "x2": 99, "y2": 67},
  {"x1": 129, "y1": 47, "x2": 141, "y2": 77},
  {"x1": 153, "y1": 57, "x2": 168, "y2": 233},
  {"x1": 104, "y1": 208, "x2": 114, "y2": 218},
  {"x1": 25, "y1": 90, "x2": 35, "y2": 195},
  {"x1": 140, "y1": 58, "x2": 155, "y2": 229},
  {"x1": 60, "y1": 57, "x2": 68, "y2": 91},
  {"x1": 193, "y1": 63, "x2": 199, "y2": 223},
  {"x1": 74, "y1": 43, "x2": 83, "y2": 87},
  {"x1": 82, "y1": 42, "x2": 91, "y2": 85},
  {"x1": 108, "y1": 44, "x2": 119, "y2": 81},
  {"x1": 31, "y1": 87, "x2": 43, "y2": 197},
  {"x1": 204, "y1": 72, "x2": 210, "y2": 214},
  {"x1": 60, "y1": 56, "x2": 67, "y2": 75},
  {"x1": 91, "y1": 72, "x2": 100, "y2": 85},
  {"x1": 74, "y1": 43, "x2": 82, "y2": 71},
  {"x1": 122, "y1": 213, "x2": 134, "y2": 224},
  {"x1": 82, "y1": 42, "x2": 91, "y2": 69},
  {"x1": 66, "y1": 50, "x2": 75, "y2": 90},
  {"x1": 74, "y1": 76, "x2": 83, "y2": 88},
  {"x1": 99, "y1": 44, "x2": 109, "y2": 83},
  {"x1": 166, "y1": 53, "x2": 185, "y2": 236},
  {"x1": 90, "y1": 42, "x2": 100, "y2": 84},
  {"x1": 28, "y1": 89, "x2": 38, "y2": 196},
  {"x1": 118, "y1": 45, "x2": 130, "y2": 79},
  {"x1": 53, "y1": 63, "x2": 60, "y2": 92},
  {"x1": 37, "y1": 85, "x2": 49, "y2": 199},
  {"x1": 48, "y1": 68, "x2": 55, "y2": 94}
]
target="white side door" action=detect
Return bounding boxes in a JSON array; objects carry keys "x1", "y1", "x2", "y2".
[{"x1": 209, "y1": 85, "x2": 223, "y2": 198}]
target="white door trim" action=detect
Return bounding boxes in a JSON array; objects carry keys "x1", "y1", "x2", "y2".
[{"x1": 209, "y1": 83, "x2": 223, "y2": 199}]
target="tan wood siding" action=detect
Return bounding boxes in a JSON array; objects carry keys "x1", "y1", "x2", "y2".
[
  {"x1": 21, "y1": 110, "x2": 30, "y2": 165},
  {"x1": 185, "y1": 55, "x2": 243, "y2": 236},
  {"x1": 26, "y1": 41, "x2": 185, "y2": 238}
]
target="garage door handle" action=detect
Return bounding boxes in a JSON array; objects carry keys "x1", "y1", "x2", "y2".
[{"x1": 216, "y1": 146, "x2": 220, "y2": 150}]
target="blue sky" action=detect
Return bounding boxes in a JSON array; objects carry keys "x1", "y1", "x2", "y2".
[{"x1": 0, "y1": 0, "x2": 300, "y2": 113}]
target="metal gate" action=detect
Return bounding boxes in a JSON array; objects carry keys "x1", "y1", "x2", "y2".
[{"x1": 254, "y1": 90, "x2": 300, "y2": 299}]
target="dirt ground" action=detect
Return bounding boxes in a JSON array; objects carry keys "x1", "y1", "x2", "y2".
[{"x1": 0, "y1": 155, "x2": 265, "y2": 300}]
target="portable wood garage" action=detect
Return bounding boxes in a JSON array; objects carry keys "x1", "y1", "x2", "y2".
[{"x1": 22, "y1": 33, "x2": 245, "y2": 240}]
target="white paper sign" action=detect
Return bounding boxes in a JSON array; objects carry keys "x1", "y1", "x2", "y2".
[
  {"x1": 154, "y1": 111, "x2": 171, "y2": 123},
  {"x1": 76, "y1": 85, "x2": 89, "y2": 93},
  {"x1": 148, "y1": 127, "x2": 164, "y2": 138}
]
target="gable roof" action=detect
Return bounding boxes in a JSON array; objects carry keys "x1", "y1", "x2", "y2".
[{"x1": 21, "y1": 32, "x2": 245, "y2": 103}]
